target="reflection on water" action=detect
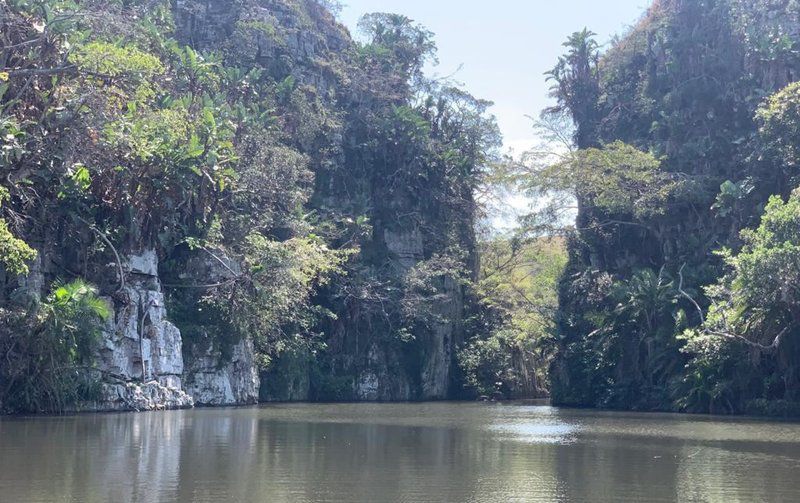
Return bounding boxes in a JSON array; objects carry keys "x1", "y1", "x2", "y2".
[{"x1": 2, "y1": 403, "x2": 800, "y2": 502}]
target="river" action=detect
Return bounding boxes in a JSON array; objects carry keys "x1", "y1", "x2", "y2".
[{"x1": 1, "y1": 402, "x2": 799, "y2": 502}]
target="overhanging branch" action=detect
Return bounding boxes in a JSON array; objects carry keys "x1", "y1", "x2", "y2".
[{"x1": 677, "y1": 263, "x2": 787, "y2": 354}]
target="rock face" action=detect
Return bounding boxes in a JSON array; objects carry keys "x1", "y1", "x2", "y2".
[
  {"x1": 292, "y1": 224, "x2": 467, "y2": 402},
  {"x1": 354, "y1": 343, "x2": 412, "y2": 401},
  {"x1": 184, "y1": 337, "x2": 260, "y2": 406},
  {"x1": 100, "y1": 0, "x2": 467, "y2": 408},
  {"x1": 419, "y1": 275, "x2": 463, "y2": 400},
  {"x1": 732, "y1": 0, "x2": 800, "y2": 90},
  {"x1": 169, "y1": 248, "x2": 261, "y2": 406},
  {"x1": 92, "y1": 249, "x2": 259, "y2": 410},
  {"x1": 93, "y1": 250, "x2": 194, "y2": 411},
  {"x1": 1, "y1": 0, "x2": 479, "y2": 414},
  {"x1": 91, "y1": 381, "x2": 194, "y2": 412},
  {"x1": 259, "y1": 348, "x2": 311, "y2": 402},
  {"x1": 384, "y1": 228, "x2": 424, "y2": 270}
]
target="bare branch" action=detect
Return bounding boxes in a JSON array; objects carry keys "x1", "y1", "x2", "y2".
[
  {"x1": 677, "y1": 263, "x2": 705, "y2": 324},
  {"x1": 198, "y1": 246, "x2": 240, "y2": 279},
  {"x1": 677, "y1": 263, "x2": 788, "y2": 354},
  {"x1": 5, "y1": 65, "x2": 77, "y2": 77},
  {"x1": 76, "y1": 216, "x2": 125, "y2": 293}
]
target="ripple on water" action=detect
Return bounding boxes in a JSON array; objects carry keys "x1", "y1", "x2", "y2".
[{"x1": 488, "y1": 421, "x2": 578, "y2": 444}]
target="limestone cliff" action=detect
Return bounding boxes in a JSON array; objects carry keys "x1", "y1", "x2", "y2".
[
  {"x1": 549, "y1": 0, "x2": 800, "y2": 411},
  {"x1": 0, "y1": 0, "x2": 492, "y2": 413},
  {"x1": 170, "y1": 0, "x2": 481, "y2": 403},
  {"x1": 92, "y1": 250, "x2": 193, "y2": 411}
]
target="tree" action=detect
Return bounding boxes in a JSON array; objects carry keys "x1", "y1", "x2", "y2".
[
  {"x1": 545, "y1": 28, "x2": 600, "y2": 148},
  {"x1": 357, "y1": 13, "x2": 436, "y2": 84},
  {"x1": 514, "y1": 138, "x2": 677, "y2": 236},
  {"x1": 687, "y1": 190, "x2": 800, "y2": 353},
  {"x1": 753, "y1": 81, "x2": 800, "y2": 196},
  {"x1": 459, "y1": 238, "x2": 566, "y2": 398}
]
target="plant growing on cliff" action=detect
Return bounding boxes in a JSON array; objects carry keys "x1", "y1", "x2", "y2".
[
  {"x1": 677, "y1": 189, "x2": 800, "y2": 412},
  {"x1": 0, "y1": 279, "x2": 109, "y2": 413},
  {"x1": 357, "y1": 12, "x2": 436, "y2": 93},
  {"x1": 754, "y1": 81, "x2": 800, "y2": 194},
  {"x1": 538, "y1": 0, "x2": 787, "y2": 411},
  {"x1": 192, "y1": 233, "x2": 353, "y2": 368},
  {"x1": 0, "y1": 0, "x2": 502, "y2": 407},
  {"x1": 673, "y1": 82, "x2": 800, "y2": 413},
  {"x1": 0, "y1": 186, "x2": 36, "y2": 275},
  {"x1": 514, "y1": 137, "x2": 679, "y2": 236},
  {"x1": 545, "y1": 28, "x2": 600, "y2": 147},
  {"x1": 400, "y1": 252, "x2": 467, "y2": 330}
]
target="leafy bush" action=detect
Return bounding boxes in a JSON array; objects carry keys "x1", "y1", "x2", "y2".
[
  {"x1": 0, "y1": 187, "x2": 36, "y2": 275},
  {"x1": 0, "y1": 280, "x2": 110, "y2": 413},
  {"x1": 679, "y1": 188, "x2": 800, "y2": 412}
]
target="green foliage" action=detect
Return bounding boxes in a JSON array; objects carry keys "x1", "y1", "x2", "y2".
[
  {"x1": 1, "y1": 0, "x2": 501, "y2": 408},
  {"x1": 558, "y1": 267, "x2": 686, "y2": 410},
  {"x1": 543, "y1": 0, "x2": 800, "y2": 412},
  {"x1": 44, "y1": 279, "x2": 111, "y2": 351},
  {"x1": 195, "y1": 234, "x2": 352, "y2": 368},
  {"x1": 400, "y1": 252, "x2": 467, "y2": 331},
  {"x1": 712, "y1": 179, "x2": 755, "y2": 219},
  {"x1": 0, "y1": 187, "x2": 36, "y2": 275},
  {"x1": 0, "y1": 116, "x2": 26, "y2": 169},
  {"x1": 357, "y1": 12, "x2": 436, "y2": 83},
  {"x1": 459, "y1": 329, "x2": 533, "y2": 398},
  {"x1": 756, "y1": 81, "x2": 800, "y2": 180},
  {"x1": 0, "y1": 220, "x2": 36, "y2": 276},
  {"x1": 69, "y1": 40, "x2": 164, "y2": 77},
  {"x1": 730, "y1": 1, "x2": 800, "y2": 66},
  {"x1": 545, "y1": 28, "x2": 600, "y2": 147},
  {"x1": 528, "y1": 141, "x2": 675, "y2": 219},
  {"x1": 677, "y1": 190, "x2": 800, "y2": 412},
  {"x1": 292, "y1": 4, "x2": 500, "y2": 400},
  {"x1": 727, "y1": 192, "x2": 800, "y2": 318},
  {"x1": 673, "y1": 328, "x2": 744, "y2": 414},
  {"x1": 0, "y1": 279, "x2": 109, "y2": 413},
  {"x1": 459, "y1": 238, "x2": 566, "y2": 398},
  {"x1": 700, "y1": 191, "x2": 800, "y2": 345}
]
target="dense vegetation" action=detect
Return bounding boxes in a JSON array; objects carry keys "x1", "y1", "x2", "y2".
[
  {"x1": 7, "y1": 0, "x2": 800, "y2": 417},
  {"x1": 459, "y1": 237, "x2": 565, "y2": 399},
  {"x1": 520, "y1": 0, "x2": 800, "y2": 415},
  {"x1": 0, "y1": 0, "x2": 559, "y2": 412}
]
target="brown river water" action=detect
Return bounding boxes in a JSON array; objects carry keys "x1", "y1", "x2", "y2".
[{"x1": 1, "y1": 402, "x2": 799, "y2": 502}]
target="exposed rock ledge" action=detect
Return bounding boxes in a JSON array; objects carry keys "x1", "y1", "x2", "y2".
[
  {"x1": 78, "y1": 381, "x2": 194, "y2": 413},
  {"x1": 91, "y1": 249, "x2": 258, "y2": 412},
  {"x1": 184, "y1": 338, "x2": 260, "y2": 406}
]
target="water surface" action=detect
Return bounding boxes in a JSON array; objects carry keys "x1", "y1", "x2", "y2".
[{"x1": 2, "y1": 402, "x2": 799, "y2": 502}]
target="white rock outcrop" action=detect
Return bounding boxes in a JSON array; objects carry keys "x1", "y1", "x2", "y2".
[
  {"x1": 94, "y1": 249, "x2": 193, "y2": 411},
  {"x1": 92, "y1": 248, "x2": 263, "y2": 410},
  {"x1": 93, "y1": 381, "x2": 193, "y2": 412},
  {"x1": 184, "y1": 337, "x2": 260, "y2": 406}
]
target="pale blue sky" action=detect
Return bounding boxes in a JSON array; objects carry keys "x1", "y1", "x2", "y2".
[{"x1": 338, "y1": 0, "x2": 651, "y2": 154}]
